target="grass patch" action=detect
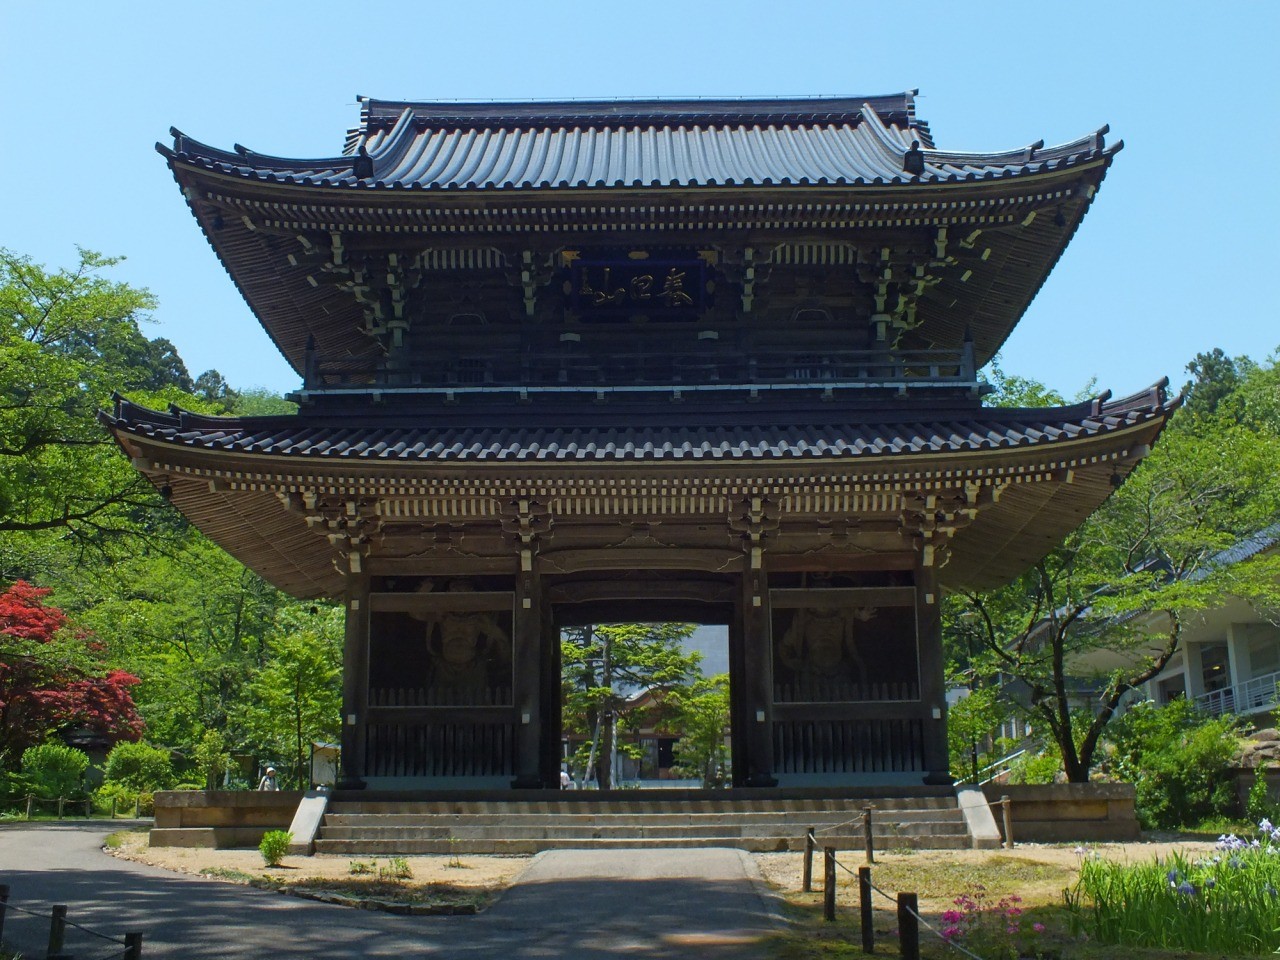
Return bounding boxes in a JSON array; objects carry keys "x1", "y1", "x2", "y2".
[
  {"x1": 103, "y1": 827, "x2": 149, "y2": 849},
  {"x1": 768, "y1": 848, "x2": 1278, "y2": 959},
  {"x1": 199, "y1": 865, "x2": 256, "y2": 882},
  {"x1": 196, "y1": 864, "x2": 496, "y2": 911}
]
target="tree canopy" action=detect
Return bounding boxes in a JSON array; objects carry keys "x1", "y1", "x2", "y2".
[{"x1": 948, "y1": 350, "x2": 1280, "y2": 782}]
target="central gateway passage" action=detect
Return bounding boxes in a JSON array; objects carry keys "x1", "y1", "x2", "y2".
[{"x1": 558, "y1": 622, "x2": 731, "y2": 789}]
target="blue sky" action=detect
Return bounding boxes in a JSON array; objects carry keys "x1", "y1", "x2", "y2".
[{"x1": 3, "y1": 1, "x2": 1276, "y2": 400}]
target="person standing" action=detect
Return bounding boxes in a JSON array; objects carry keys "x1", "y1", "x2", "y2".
[{"x1": 258, "y1": 766, "x2": 280, "y2": 791}]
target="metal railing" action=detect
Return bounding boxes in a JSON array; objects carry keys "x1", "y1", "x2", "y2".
[
  {"x1": 954, "y1": 747, "x2": 1030, "y2": 786},
  {"x1": 1195, "y1": 669, "x2": 1280, "y2": 716}
]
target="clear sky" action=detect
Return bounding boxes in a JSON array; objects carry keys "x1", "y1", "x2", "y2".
[{"x1": 3, "y1": 1, "x2": 1276, "y2": 400}]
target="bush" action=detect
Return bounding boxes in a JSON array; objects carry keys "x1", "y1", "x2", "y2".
[
  {"x1": 1106, "y1": 699, "x2": 1240, "y2": 829},
  {"x1": 259, "y1": 829, "x2": 292, "y2": 866},
  {"x1": 1246, "y1": 766, "x2": 1277, "y2": 823},
  {"x1": 103, "y1": 741, "x2": 174, "y2": 791},
  {"x1": 21, "y1": 744, "x2": 90, "y2": 799},
  {"x1": 93, "y1": 781, "x2": 155, "y2": 816}
]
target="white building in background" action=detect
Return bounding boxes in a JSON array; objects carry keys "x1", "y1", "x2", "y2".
[{"x1": 1126, "y1": 525, "x2": 1280, "y2": 719}]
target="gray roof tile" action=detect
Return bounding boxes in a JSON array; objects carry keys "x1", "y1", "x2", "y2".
[
  {"x1": 106, "y1": 384, "x2": 1174, "y2": 465},
  {"x1": 165, "y1": 96, "x2": 1114, "y2": 193}
]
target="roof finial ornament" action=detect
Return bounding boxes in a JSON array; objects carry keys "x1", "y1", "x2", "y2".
[
  {"x1": 353, "y1": 143, "x2": 374, "y2": 180},
  {"x1": 903, "y1": 140, "x2": 925, "y2": 176}
]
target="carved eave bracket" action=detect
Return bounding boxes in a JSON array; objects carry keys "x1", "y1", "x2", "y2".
[
  {"x1": 728, "y1": 495, "x2": 781, "y2": 572},
  {"x1": 281, "y1": 492, "x2": 380, "y2": 576},
  {"x1": 899, "y1": 482, "x2": 1001, "y2": 567},
  {"x1": 500, "y1": 497, "x2": 554, "y2": 572}
]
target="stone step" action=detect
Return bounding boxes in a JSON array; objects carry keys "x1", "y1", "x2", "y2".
[
  {"x1": 321, "y1": 809, "x2": 965, "y2": 828},
  {"x1": 316, "y1": 820, "x2": 969, "y2": 841},
  {"x1": 325, "y1": 796, "x2": 958, "y2": 815},
  {"x1": 312, "y1": 833, "x2": 976, "y2": 855}
]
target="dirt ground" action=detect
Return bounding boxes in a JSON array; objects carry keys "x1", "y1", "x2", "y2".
[
  {"x1": 114, "y1": 830, "x2": 1218, "y2": 908},
  {"x1": 109, "y1": 830, "x2": 529, "y2": 890}
]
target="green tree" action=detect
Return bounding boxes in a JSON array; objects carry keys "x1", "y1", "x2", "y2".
[
  {"x1": 561, "y1": 623, "x2": 701, "y2": 789},
  {"x1": 68, "y1": 533, "x2": 295, "y2": 756},
  {"x1": 952, "y1": 355, "x2": 1280, "y2": 782},
  {"x1": 193, "y1": 728, "x2": 232, "y2": 791},
  {"x1": 670, "y1": 673, "x2": 731, "y2": 787},
  {"x1": 241, "y1": 606, "x2": 342, "y2": 788},
  {"x1": 0, "y1": 248, "x2": 169, "y2": 549}
]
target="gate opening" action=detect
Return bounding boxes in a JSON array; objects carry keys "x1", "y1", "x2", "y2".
[{"x1": 559, "y1": 622, "x2": 731, "y2": 790}]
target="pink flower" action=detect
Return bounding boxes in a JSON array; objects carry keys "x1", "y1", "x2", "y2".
[{"x1": 1033, "y1": 923, "x2": 1046, "y2": 933}]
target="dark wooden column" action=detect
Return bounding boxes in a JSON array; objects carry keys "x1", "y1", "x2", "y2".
[
  {"x1": 740, "y1": 567, "x2": 778, "y2": 787},
  {"x1": 914, "y1": 559, "x2": 953, "y2": 784},
  {"x1": 511, "y1": 568, "x2": 545, "y2": 788},
  {"x1": 338, "y1": 569, "x2": 371, "y2": 789}
]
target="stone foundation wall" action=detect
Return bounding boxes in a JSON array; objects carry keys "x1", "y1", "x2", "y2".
[
  {"x1": 151, "y1": 790, "x2": 303, "y2": 849},
  {"x1": 982, "y1": 783, "x2": 1139, "y2": 842}
]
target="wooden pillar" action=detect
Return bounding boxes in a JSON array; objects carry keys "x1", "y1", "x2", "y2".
[
  {"x1": 914, "y1": 559, "x2": 952, "y2": 784},
  {"x1": 741, "y1": 567, "x2": 777, "y2": 787},
  {"x1": 338, "y1": 569, "x2": 371, "y2": 789},
  {"x1": 511, "y1": 569, "x2": 545, "y2": 788}
]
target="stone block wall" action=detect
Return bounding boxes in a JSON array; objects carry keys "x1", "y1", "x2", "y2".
[
  {"x1": 151, "y1": 790, "x2": 303, "y2": 849},
  {"x1": 982, "y1": 783, "x2": 1140, "y2": 842}
]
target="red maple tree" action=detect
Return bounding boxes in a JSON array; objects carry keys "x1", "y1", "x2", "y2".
[{"x1": 0, "y1": 580, "x2": 143, "y2": 763}]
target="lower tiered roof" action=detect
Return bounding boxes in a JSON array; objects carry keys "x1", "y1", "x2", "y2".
[{"x1": 103, "y1": 383, "x2": 1178, "y2": 600}]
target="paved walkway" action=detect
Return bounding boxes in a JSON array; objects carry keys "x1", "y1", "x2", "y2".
[{"x1": 0, "y1": 823, "x2": 783, "y2": 958}]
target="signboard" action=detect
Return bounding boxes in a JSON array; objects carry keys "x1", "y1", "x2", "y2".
[{"x1": 567, "y1": 255, "x2": 710, "y2": 317}]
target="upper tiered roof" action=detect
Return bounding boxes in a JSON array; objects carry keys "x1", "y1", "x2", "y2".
[
  {"x1": 160, "y1": 92, "x2": 1121, "y2": 379},
  {"x1": 166, "y1": 91, "x2": 1110, "y2": 192}
]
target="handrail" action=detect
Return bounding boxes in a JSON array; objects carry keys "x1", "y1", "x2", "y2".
[
  {"x1": 1195, "y1": 668, "x2": 1280, "y2": 717},
  {"x1": 954, "y1": 747, "x2": 1030, "y2": 786}
]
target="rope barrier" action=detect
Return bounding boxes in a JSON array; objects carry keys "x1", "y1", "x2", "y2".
[
  {"x1": 812, "y1": 811, "x2": 865, "y2": 836},
  {"x1": 0, "y1": 899, "x2": 126, "y2": 944},
  {"x1": 822, "y1": 847, "x2": 995, "y2": 960}
]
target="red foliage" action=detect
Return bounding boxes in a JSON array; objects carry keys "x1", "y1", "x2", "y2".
[{"x1": 0, "y1": 581, "x2": 143, "y2": 762}]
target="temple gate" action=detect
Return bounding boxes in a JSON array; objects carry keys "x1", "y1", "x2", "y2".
[{"x1": 107, "y1": 93, "x2": 1176, "y2": 791}]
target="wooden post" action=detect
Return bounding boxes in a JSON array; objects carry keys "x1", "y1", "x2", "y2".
[
  {"x1": 739, "y1": 560, "x2": 776, "y2": 786},
  {"x1": 338, "y1": 569, "x2": 371, "y2": 789},
  {"x1": 858, "y1": 867, "x2": 874, "y2": 954},
  {"x1": 57, "y1": 797, "x2": 64, "y2": 820},
  {"x1": 26, "y1": 795, "x2": 33, "y2": 820},
  {"x1": 802, "y1": 829, "x2": 815, "y2": 892},
  {"x1": 897, "y1": 892, "x2": 919, "y2": 960},
  {"x1": 0, "y1": 882, "x2": 9, "y2": 945},
  {"x1": 863, "y1": 805, "x2": 875, "y2": 864},
  {"x1": 111, "y1": 797, "x2": 117, "y2": 819},
  {"x1": 914, "y1": 561, "x2": 951, "y2": 784},
  {"x1": 124, "y1": 931, "x2": 144, "y2": 959},
  {"x1": 47, "y1": 903, "x2": 67, "y2": 957},
  {"x1": 84, "y1": 798, "x2": 91, "y2": 818},
  {"x1": 511, "y1": 568, "x2": 544, "y2": 788},
  {"x1": 134, "y1": 796, "x2": 141, "y2": 819},
  {"x1": 1001, "y1": 794, "x2": 1014, "y2": 849},
  {"x1": 823, "y1": 847, "x2": 837, "y2": 922}
]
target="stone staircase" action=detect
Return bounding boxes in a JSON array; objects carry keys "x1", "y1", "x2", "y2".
[{"x1": 313, "y1": 789, "x2": 995, "y2": 855}]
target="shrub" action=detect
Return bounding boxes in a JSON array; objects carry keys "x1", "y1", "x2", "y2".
[
  {"x1": 21, "y1": 744, "x2": 89, "y2": 799},
  {"x1": 103, "y1": 741, "x2": 174, "y2": 791},
  {"x1": 1106, "y1": 699, "x2": 1240, "y2": 829},
  {"x1": 1246, "y1": 767, "x2": 1277, "y2": 823},
  {"x1": 378, "y1": 856, "x2": 412, "y2": 880},
  {"x1": 259, "y1": 829, "x2": 292, "y2": 866},
  {"x1": 93, "y1": 781, "x2": 155, "y2": 816}
]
